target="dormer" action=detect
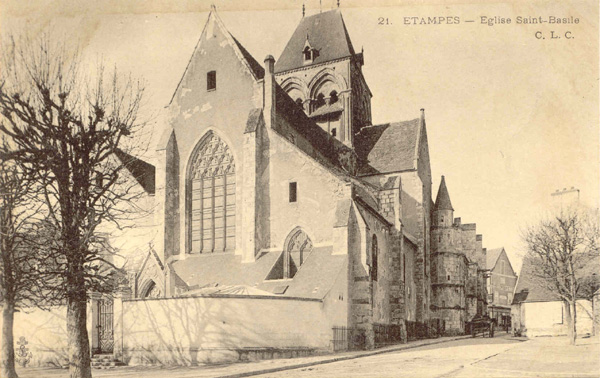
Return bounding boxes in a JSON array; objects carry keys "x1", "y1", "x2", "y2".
[{"x1": 303, "y1": 36, "x2": 316, "y2": 64}]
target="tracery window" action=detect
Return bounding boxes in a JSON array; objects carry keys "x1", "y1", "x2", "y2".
[
  {"x1": 188, "y1": 132, "x2": 236, "y2": 253},
  {"x1": 266, "y1": 229, "x2": 313, "y2": 280}
]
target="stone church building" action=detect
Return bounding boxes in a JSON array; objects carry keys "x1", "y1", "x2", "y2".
[{"x1": 118, "y1": 6, "x2": 489, "y2": 355}]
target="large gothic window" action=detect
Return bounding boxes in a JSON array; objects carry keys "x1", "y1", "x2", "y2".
[{"x1": 188, "y1": 132, "x2": 236, "y2": 253}]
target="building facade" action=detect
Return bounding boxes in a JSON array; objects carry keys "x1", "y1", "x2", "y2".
[
  {"x1": 430, "y1": 177, "x2": 489, "y2": 334},
  {"x1": 115, "y1": 6, "x2": 490, "y2": 359},
  {"x1": 486, "y1": 247, "x2": 517, "y2": 329}
]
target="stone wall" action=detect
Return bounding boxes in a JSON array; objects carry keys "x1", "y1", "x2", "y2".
[
  {"x1": 121, "y1": 295, "x2": 336, "y2": 365},
  {"x1": 3, "y1": 305, "x2": 94, "y2": 367}
]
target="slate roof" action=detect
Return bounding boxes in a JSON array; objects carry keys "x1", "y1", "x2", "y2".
[
  {"x1": 232, "y1": 36, "x2": 265, "y2": 80},
  {"x1": 434, "y1": 176, "x2": 454, "y2": 211},
  {"x1": 512, "y1": 256, "x2": 562, "y2": 304},
  {"x1": 275, "y1": 9, "x2": 356, "y2": 73},
  {"x1": 114, "y1": 149, "x2": 156, "y2": 195},
  {"x1": 170, "y1": 247, "x2": 347, "y2": 300},
  {"x1": 274, "y1": 83, "x2": 356, "y2": 174},
  {"x1": 486, "y1": 248, "x2": 504, "y2": 270},
  {"x1": 355, "y1": 119, "x2": 421, "y2": 175}
]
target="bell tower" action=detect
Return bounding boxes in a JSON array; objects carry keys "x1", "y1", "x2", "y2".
[{"x1": 274, "y1": 9, "x2": 372, "y2": 147}]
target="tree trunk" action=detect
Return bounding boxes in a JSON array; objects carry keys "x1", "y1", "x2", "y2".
[
  {"x1": 571, "y1": 300, "x2": 577, "y2": 345},
  {"x1": 67, "y1": 296, "x2": 92, "y2": 378},
  {"x1": 1, "y1": 302, "x2": 18, "y2": 378}
]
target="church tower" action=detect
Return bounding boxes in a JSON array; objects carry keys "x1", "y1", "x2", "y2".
[{"x1": 274, "y1": 9, "x2": 372, "y2": 147}]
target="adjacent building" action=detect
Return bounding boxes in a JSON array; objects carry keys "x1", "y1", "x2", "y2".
[
  {"x1": 511, "y1": 257, "x2": 594, "y2": 337},
  {"x1": 486, "y1": 247, "x2": 517, "y2": 329},
  {"x1": 430, "y1": 177, "x2": 489, "y2": 335}
]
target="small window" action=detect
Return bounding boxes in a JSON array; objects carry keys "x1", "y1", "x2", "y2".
[
  {"x1": 371, "y1": 236, "x2": 378, "y2": 282},
  {"x1": 289, "y1": 182, "x2": 297, "y2": 203},
  {"x1": 207, "y1": 71, "x2": 216, "y2": 91},
  {"x1": 331, "y1": 128, "x2": 337, "y2": 137},
  {"x1": 295, "y1": 98, "x2": 303, "y2": 107},
  {"x1": 447, "y1": 275, "x2": 450, "y2": 281},
  {"x1": 303, "y1": 47, "x2": 312, "y2": 61}
]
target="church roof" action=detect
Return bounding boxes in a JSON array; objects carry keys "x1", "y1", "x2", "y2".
[
  {"x1": 434, "y1": 175, "x2": 454, "y2": 211},
  {"x1": 355, "y1": 118, "x2": 421, "y2": 175},
  {"x1": 275, "y1": 9, "x2": 357, "y2": 73},
  {"x1": 114, "y1": 148, "x2": 155, "y2": 195},
  {"x1": 170, "y1": 247, "x2": 347, "y2": 300}
]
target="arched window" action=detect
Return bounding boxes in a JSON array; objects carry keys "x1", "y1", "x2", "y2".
[
  {"x1": 295, "y1": 98, "x2": 303, "y2": 107},
  {"x1": 188, "y1": 132, "x2": 236, "y2": 253},
  {"x1": 329, "y1": 90, "x2": 338, "y2": 105},
  {"x1": 314, "y1": 93, "x2": 325, "y2": 109},
  {"x1": 141, "y1": 281, "x2": 161, "y2": 299},
  {"x1": 266, "y1": 229, "x2": 313, "y2": 280},
  {"x1": 371, "y1": 235, "x2": 378, "y2": 281}
]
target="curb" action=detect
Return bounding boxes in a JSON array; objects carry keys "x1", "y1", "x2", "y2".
[{"x1": 215, "y1": 335, "x2": 472, "y2": 378}]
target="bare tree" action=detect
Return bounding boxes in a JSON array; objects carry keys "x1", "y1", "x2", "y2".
[
  {"x1": 0, "y1": 158, "x2": 42, "y2": 378},
  {"x1": 522, "y1": 206, "x2": 599, "y2": 345},
  {"x1": 0, "y1": 34, "x2": 147, "y2": 378}
]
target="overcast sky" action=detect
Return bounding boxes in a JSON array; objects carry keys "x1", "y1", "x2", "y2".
[{"x1": 2, "y1": 0, "x2": 598, "y2": 272}]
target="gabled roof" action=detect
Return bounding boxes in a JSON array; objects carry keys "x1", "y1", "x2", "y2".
[
  {"x1": 275, "y1": 9, "x2": 357, "y2": 73},
  {"x1": 434, "y1": 175, "x2": 454, "y2": 211},
  {"x1": 512, "y1": 256, "x2": 562, "y2": 304},
  {"x1": 486, "y1": 248, "x2": 504, "y2": 270},
  {"x1": 114, "y1": 149, "x2": 155, "y2": 195},
  {"x1": 169, "y1": 6, "x2": 264, "y2": 105},
  {"x1": 355, "y1": 118, "x2": 421, "y2": 175}
]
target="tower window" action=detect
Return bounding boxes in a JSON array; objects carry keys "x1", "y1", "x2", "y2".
[
  {"x1": 315, "y1": 93, "x2": 325, "y2": 109},
  {"x1": 289, "y1": 182, "x2": 297, "y2": 203},
  {"x1": 331, "y1": 128, "x2": 337, "y2": 137},
  {"x1": 207, "y1": 71, "x2": 216, "y2": 91},
  {"x1": 329, "y1": 90, "x2": 338, "y2": 105}
]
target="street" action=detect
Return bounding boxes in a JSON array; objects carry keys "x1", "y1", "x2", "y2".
[{"x1": 16, "y1": 334, "x2": 600, "y2": 378}]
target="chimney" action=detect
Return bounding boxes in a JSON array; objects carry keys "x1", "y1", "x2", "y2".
[{"x1": 264, "y1": 55, "x2": 276, "y2": 128}]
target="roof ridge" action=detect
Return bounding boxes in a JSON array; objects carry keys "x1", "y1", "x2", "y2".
[{"x1": 168, "y1": 8, "x2": 264, "y2": 106}]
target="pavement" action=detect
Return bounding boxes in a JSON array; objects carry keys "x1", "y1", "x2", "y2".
[{"x1": 14, "y1": 333, "x2": 600, "y2": 378}]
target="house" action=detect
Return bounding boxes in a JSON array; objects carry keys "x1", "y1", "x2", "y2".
[
  {"x1": 511, "y1": 257, "x2": 594, "y2": 337},
  {"x1": 486, "y1": 247, "x2": 517, "y2": 329}
]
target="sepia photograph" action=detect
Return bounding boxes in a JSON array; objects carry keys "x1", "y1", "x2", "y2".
[{"x1": 0, "y1": 0, "x2": 598, "y2": 377}]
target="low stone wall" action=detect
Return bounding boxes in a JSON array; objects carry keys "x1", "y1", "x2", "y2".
[
  {"x1": 2, "y1": 306, "x2": 79, "y2": 367},
  {"x1": 120, "y1": 295, "x2": 333, "y2": 365}
]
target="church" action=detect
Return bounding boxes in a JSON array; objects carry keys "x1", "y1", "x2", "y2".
[{"x1": 117, "y1": 5, "x2": 489, "y2": 358}]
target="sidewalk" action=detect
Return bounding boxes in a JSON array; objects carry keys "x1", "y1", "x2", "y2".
[
  {"x1": 17, "y1": 334, "x2": 472, "y2": 378},
  {"x1": 451, "y1": 335, "x2": 600, "y2": 378}
]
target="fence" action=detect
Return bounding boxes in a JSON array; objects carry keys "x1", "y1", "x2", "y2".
[
  {"x1": 373, "y1": 323, "x2": 405, "y2": 348},
  {"x1": 331, "y1": 326, "x2": 350, "y2": 352},
  {"x1": 406, "y1": 319, "x2": 445, "y2": 341}
]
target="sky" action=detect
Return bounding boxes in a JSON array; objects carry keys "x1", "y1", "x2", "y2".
[{"x1": 1, "y1": 0, "x2": 598, "y2": 273}]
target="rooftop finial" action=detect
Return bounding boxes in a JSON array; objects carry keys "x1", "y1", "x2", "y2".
[
  {"x1": 302, "y1": 3, "x2": 305, "y2": 17},
  {"x1": 210, "y1": 3, "x2": 216, "y2": 11}
]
